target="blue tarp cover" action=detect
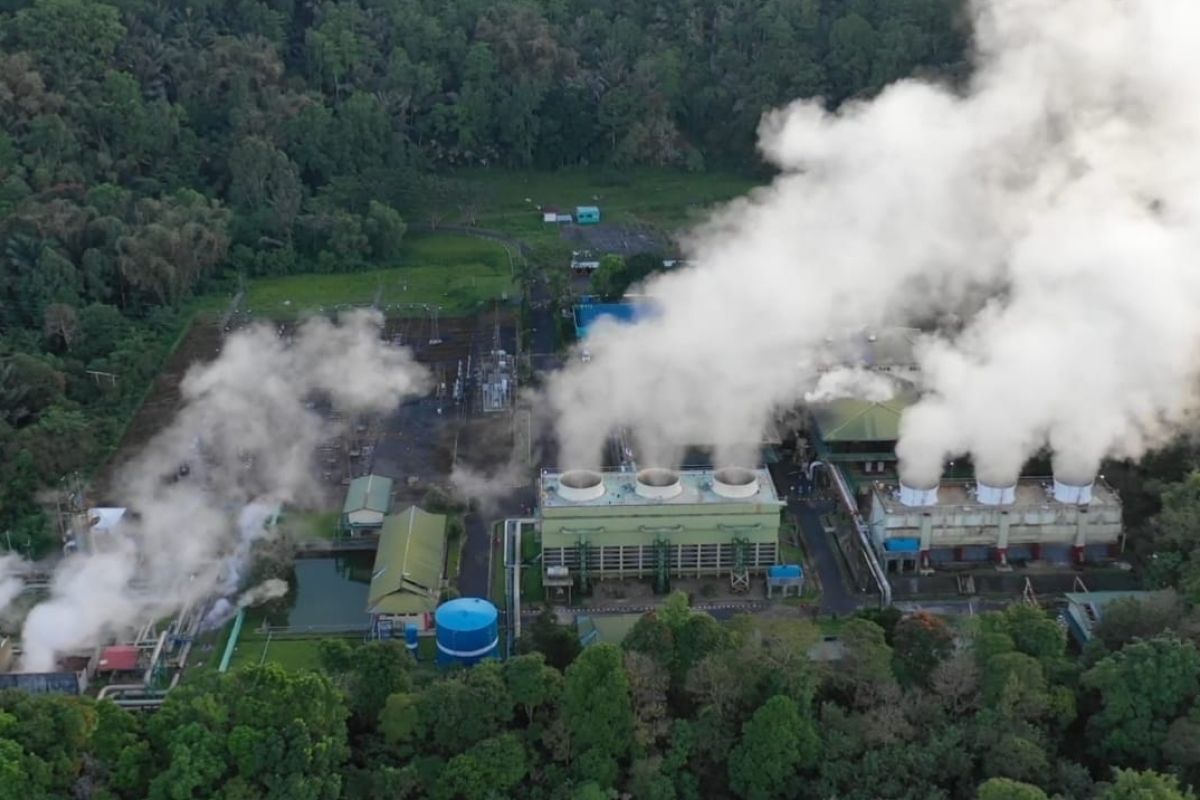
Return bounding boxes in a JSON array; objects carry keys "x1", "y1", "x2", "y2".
[
  {"x1": 769, "y1": 564, "x2": 803, "y2": 579},
  {"x1": 884, "y1": 537, "x2": 921, "y2": 553},
  {"x1": 574, "y1": 302, "x2": 651, "y2": 338}
]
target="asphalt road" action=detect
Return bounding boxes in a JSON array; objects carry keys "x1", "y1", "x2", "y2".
[
  {"x1": 790, "y1": 496, "x2": 861, "y2": 616},
  {"x1": 458, "y1": 513, "x2": 491, "y2": 597}
]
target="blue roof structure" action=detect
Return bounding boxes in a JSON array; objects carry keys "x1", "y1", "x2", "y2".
[
  {"x1": 0, "y1": 672, "x2": 80, "y2": 694},
  {"x1": 574, "y1": 301, "x2": 652, "y2": 339},
  {"x1": 435, "y1": 597, "x2": 498, "y2": 630}
]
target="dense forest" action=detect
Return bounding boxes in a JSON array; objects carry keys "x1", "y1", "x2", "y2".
[
  {"x1": 0, "y1": 0, "x2": 967, "y2": 554},
  {"x1": 5, "y1": 589, "x2": 1200, "y2": 799}
]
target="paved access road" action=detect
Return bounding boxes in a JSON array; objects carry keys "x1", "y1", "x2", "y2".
[{"x1": 789, "y1": 495, "x2": 862, "y2": 616}]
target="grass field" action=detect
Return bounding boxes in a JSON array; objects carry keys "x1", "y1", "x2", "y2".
[
  {"x1": 520, "y1": 528, "x2": 544, "y2": 603},
  {"x1": 227, "y1": 633, "x2": 333, "y2": 672},
  {"x1": 283, "y1": 510, "x2": 339, "y2": 541},
  {"x1": 202, "y1": 233, "x2": 517, "y2": 318},
  {"x1": 430, "y1": 167, "x2": 762, "y2": 248}
]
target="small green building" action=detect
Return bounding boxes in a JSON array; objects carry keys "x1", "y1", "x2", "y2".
[
  {"x1": 575, "y1": 205, "x2": 600, "y2": 224},
  {"x1": 367, "y1": 506, "x2": 447, "y2": 636},
  {"x1": 538, "y1": 467, "x2": 783, "y2": 587},
  {"x1": 341, "y1": 474, "x2": 393, "y2": 535}
]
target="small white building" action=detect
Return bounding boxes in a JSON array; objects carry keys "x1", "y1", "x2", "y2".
[{"x1": 341, "y1": 474, "x2": 394, "y2": 535}]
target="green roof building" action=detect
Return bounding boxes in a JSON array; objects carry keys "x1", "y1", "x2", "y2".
[
  {"x1": 367, "y1": 506, "x2": 447, "y2": 634},
  {"x1": 538, "y1": 467, "x2": 783, "y2": 589},
  {"x1": 341, "y1": 474, "x2": 393, "y2": 534},
  {"x1": 807, "y1": 389, "x2": 922, "y2": 491}
]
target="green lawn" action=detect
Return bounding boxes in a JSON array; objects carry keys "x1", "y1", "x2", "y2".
[
  {"x1": 428, "y1": 167, "x2": 762, "y2": 248},
  {"x1": 283, "y1": 510, "x2": 339, "y2": 541},
  {"x1": 202, "y1": 233, "x2": 516, "y2": 318},
  {"x1": 520, "y1": 528, "x2": 543, "y2": 603},
  {"x1": 226, "y1": 634, "x2": 332, "y2": 672}
]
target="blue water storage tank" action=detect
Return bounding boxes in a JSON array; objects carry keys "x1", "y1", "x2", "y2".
[
  {"x1": 404, "y1": 623, "x2": 419, "y2": 658},
  {"x1": 435, "y1": 597, "x2": 499, "y2": 667}
]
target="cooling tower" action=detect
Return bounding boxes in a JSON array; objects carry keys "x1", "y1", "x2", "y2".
[
  {"x1": 556, "y1": 469, "x2": 606, "y2": 502},
  {"x1": 635, "y1": 468, "x2": 683, "y2": 499},
  {"x1": 975, "y1": 478, "x2": 1016, "y2": 505},
  {"x1": 1052, "y1": 476, "x2": 1095, "y2": 505},
  {"x1": 712, "y1": 467, "x2": 760, "y2": 499},
  {"x1": 898, "y1": 479, "x2": 939, "y2": 507}
]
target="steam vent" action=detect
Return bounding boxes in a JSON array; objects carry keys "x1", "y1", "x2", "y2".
[
  {"x1": 538, "y1": 467, "x2": 783, "y2": 584},
  {"x1": 867, "y1": 475, "x2": 1122, "y2": 572}
]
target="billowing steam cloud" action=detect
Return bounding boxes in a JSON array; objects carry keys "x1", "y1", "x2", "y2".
[
  {"x1": 550, "y1": 0, "x2": 1200, "y2": 488},
  {"x1": 20, "y1": 310, "x2": 428, "y2": 671},
  {"x1": 0, "y1": 554, "x2": 26, "y2": 612}
]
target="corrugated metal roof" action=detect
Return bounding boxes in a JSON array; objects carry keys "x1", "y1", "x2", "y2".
[
  {"x1": 367, "y1": 506, "x2": 445, "y2": 616},
  {"x1": 97, "y1": 645, "x2": 140, "y2": 672},
  {"x1": 343, "y1": 474, "x2": 393, "y2": 516},
  {"x1": 810, "y1": 390, "x2": 917, "y2": 443}
]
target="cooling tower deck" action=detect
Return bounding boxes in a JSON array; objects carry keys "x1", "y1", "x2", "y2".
[
  {"x1": 875, "y1": 478, "x2": 1118, "y2": 513},
  {"x1": 868, "y1": 477, "x2": 1123, "y2": 570},
  {"x1": 539, "y1": 467, "x2": 780, "y2": 508}
]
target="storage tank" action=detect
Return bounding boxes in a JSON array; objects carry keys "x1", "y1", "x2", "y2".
[
  {"x1": 635, "y1": 468, "x2": 683, "y2": 499},
  {"x1": 557, "y1": 470, "x2": 605, "y2": 502},
  {"x1": 404, "y1": 623, "x2": 419, "y2": 659},
  {"x1": 435, "y1": 597, "x2": 499, "y2": 667}
]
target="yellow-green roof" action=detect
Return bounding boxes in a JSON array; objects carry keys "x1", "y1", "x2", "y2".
[
  {"x1": 810, "y1": 390, "x2": 917, "y2": 443},
  {"x1": 367, "y1": 506, "x2": 446, "y2": 616}
]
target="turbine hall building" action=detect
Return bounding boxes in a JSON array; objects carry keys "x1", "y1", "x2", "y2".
[
  {"x1": 868, "y1": 477, "x2": 1124, "y2": 572},
  {"x1": 537, "y1": 466, "x2": 784, "y2": 590}
]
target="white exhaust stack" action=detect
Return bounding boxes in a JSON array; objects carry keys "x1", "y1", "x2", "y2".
[
  {"x1": 712, "y1": 467, "x2": 759, "y2": 498},
  {"x1": 557, "y1": 470, "x2": 606, "y2": 502},
  {"x1": 635, "y1": 468, "x2": 683, "y2": 500},
  {"x1": 1052, "y1": 476, "x2": 1094, "y2": 505},
  {"x1": 976, "y1": 479, "x2": 1016, "y2": 505},
  {"x1": 898, "y1": 480, "x2": 939, "y2": 507}
]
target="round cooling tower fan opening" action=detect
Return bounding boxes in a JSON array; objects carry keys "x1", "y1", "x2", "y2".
[
  {"x1": 898, "y1": 480, "x2": 940, "y2": 507},
  {"x1": 712, "y1": 467, "x2": 759, "y2": 498},
  {"x1": 975, "y1": 480, "x2": 1016, "y2": 506},
  {"x1": 635, "y1": 468, "x2": 683, "y2": 499},
  {"x1": 557, "y1": 470, "x2": 605, "y2": 502}
]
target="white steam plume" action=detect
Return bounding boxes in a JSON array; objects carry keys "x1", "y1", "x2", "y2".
[
  {"x1": 0, "y1": 554, "x2": 27, "y2": 613},
  {"x1": 804, "y1": 369, "x2": 897, "y2": 405},
  {"x1": 20, "y1": 310, "x2": 428, "y2": 671},
  {"x1": 550, "y1": 0, "x2": 1200, "y2": 488}
]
